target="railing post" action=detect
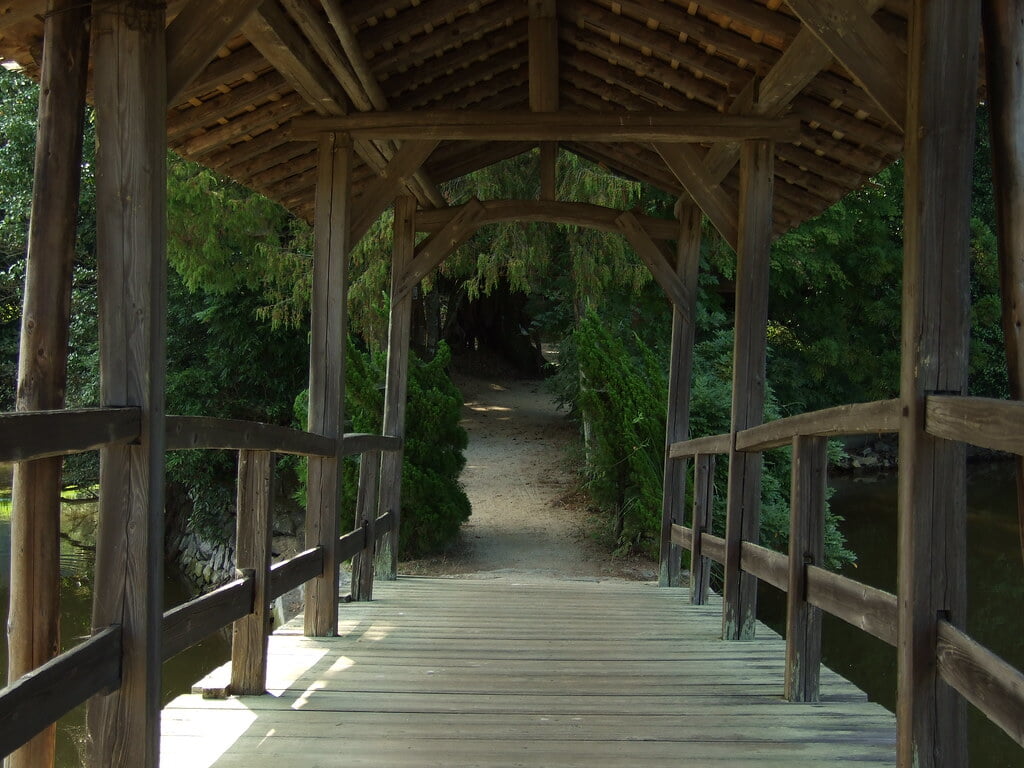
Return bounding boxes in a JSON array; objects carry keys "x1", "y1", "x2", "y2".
[
  {"x1": 6, "y1": 3, "x2": 90, "y2": 766},
  {"x1": 690, "y1": 453, "x2": 715, "y2": 605},
  {"x1": 230, "y1": 450, "x2": 275, "y2": 696},
  {"x1": 89, "y1": 2, "x2": 167, "y2": 765},
  {"x1": 305, "y1": 132, "x2": 351, "y2": 637},
  {"x1": 659, "y1": 202, "x2": 701, "y2": 587},
  {"x1": 352, "y1": 450, "x2": 381, "y2": 602},
  {"x1": 376, "y1": 195, "x2": 415, "y2": 581},
  {"x1": 785, "y1": 435, "x2": 825, "y2": 702},
  {"x1": 897, "y1": 1, "x2": 978, "y2": 764},
  {"x1": 723, "y1": 138, "x2": 773, "y2": 641}
]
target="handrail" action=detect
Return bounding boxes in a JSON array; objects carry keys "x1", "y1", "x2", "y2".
[
  {"x1": 736, "y1": 399, "x2": 900, "y2": 452},
  {"x1": 166, "y1": 416, "x2": 336, "y2": 456},
  {"x1": 341, "y1": 433, "x2": 403, "y2": 456},
  {"x1": 926, "y1": 395, "x2": 1024, "y2": 455},
  {"x1": 162, "y1": 576, "x2": 254, "y2": 661},
  {"x1": 269, "y1": 547, "x2": 324, "y2": 601},
  {"x1": 669, "y1": 433, "x2": 730, "y2": 458},
  {"x1": 0, "y1": 625, "x2": 121, "y2": 758},
  {"x1": 0, "y1": 407, "x2": 140, "y2": 462}
]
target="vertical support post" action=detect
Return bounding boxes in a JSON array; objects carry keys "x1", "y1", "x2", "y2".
[
  {"x1": 722, "y1": 139, "x2": 773, "y2": 641},
  {"x1": 659, "y1": 202, "x2": 702, "y2": 587},
  {"x1": 897, "y1": 1, "x2": 978, "y2": 765},
  {"x1": 304, "y1": 132, "x2": 351, "y2": 637},
  {"x1": 352, "y1": 451, "x2": 381, "y2": 602},
  {"x1": 230, "y1": 450, "x2": 275, "y2": 696},
  {"x1": 529, "y1": 0, "x2": 558, "y2": 201},
  {"x1": 89, "y1": 2, "x2": 167, "y2": 765},
  {"x1": 539, "y1": 142, "x2": 558, "y2": 201},
  {"x1": 690, "y1": 453, "x2": 715, "y2": 605},
  {"x1": 6, "y1": 2, "x2": 90, "y2": 766},
  {"x1": 982, "y1": 0, "x2": 1024, "y2": 565},
  {"x1": 375, "y1": 195, "x2": 415, "y2": 580},
  {"x1": 785, "y1": 435, "x2": 826, "y2": 703}
]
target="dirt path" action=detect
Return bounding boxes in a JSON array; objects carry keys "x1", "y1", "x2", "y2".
[{"x1": 402, "y1": 375, "x2": 658, "y2": 581}]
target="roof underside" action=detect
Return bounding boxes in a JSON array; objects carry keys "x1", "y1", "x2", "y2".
[{"x1": 0, "y1": 0, "x2": 932, "y2": 235}]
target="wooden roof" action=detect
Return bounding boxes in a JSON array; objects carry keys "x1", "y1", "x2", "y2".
[{"x1": 0, "y1": 1, "x2": 925, "y2": 235}]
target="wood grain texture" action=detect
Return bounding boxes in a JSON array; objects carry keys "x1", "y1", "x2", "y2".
[
  {"x1": 305, "y1": 133, "x2": 351, "y2": 638},
  {"x1": 723, "y1": 140, "x2": 773, "y2": 642},
  {"x1": 230, "y1": 451, "x2": 275, "y2": 695},
  {"x1": 805, "y1": 566, "x2": 897, "y2": 647},
  {"x1": 162, "y1": 577, "x2": 255, "y2": 663},
  {"x1": 0, "y1": 625, "x2": 121, "y2": 761},
  {"x1": 351, "y1": 451, "x2": 382, "y2": 602},
  {"x1": 7, "y1": 6, "x2": 90, "y2": 761},
  {"x1": 376, "y1": 196, "x2": 415, "y2": 581},
  {"x1": 897, "y1": 1, "x2": 979, "y2": 764},
  {"x1": 669, "y1": 433, "x2": 731, "y2": 458},
  {"x1": 337, "y1": 527, "x2": 367, "y2": 564},
  {"x1": 736, "y1": 399, "x2": 899, "y2": 452},
  {"x1": 165, "y1": 415, "x2": 335, "y2": 456},
  {"x1": 269, "y1": 548, "x2": 324, "y2": 601},
  {"x1": 656, "y1": 144, "x2": 739, "y2": 251},
  {"x1": 0, "y1": 407, "x2": 139, "y2": 462},
  {"x1": 691, "y1": 454, "x2": 716, "y2": 605},
  {"x1": 89, "y1": 3, "x2": 168, "y2": 764},
  {"x1": 739, "y1": 542, "x2": 788, "y2": 593},
  {"x1": 659, "y1": 205, "x2": 701, "y2": 587},
  {"x1": 785, "y1": 435, "x2": 826, "y2": 703}
]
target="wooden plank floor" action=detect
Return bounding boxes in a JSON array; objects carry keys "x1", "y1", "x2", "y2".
[{"x1": 161, "y1": 576, "x2": 896, "y2": 767}]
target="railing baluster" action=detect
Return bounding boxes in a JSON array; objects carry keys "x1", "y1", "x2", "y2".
[
  {"x1": 230, "y1": 450, "x2": 275, "y2": 695},
  {"x1": 352, "y1": 450, "x2": 382, "y2": 602},
  {"x1": 690, "y1": 453, "x2": 715, "y2": 605},
  {"x1": 785, "y1": 435, "x2": 826, "y2": 702}
]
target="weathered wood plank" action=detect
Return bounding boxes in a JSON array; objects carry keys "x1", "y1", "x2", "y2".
[
  {"x1": 723, "y1": 140, "x2": 773, "y2": 642},
  {"x1": 230, "y1": 451, "x2": 275, "y2": 695},
  {"x1": 305, "y1": 133, "x2": 351, "y2": 638},
  {"x1": 805, "y1": 566, "x2": 897, "y2": 647},
  {"x1": 351, "y1": 142, "x2": 439, "y2": 245},
  {"x1": 669, "y1": 433, "x2": 731, "y2": 458},
  {"x1": 165, "y1": 416, "x2": 336, "y2": 456},
  {"x1": 670, "y1": 524, "x2": 693, "y2": 549},
  {"x1": 162, "y1": 577, "x2": 254, "y2": 663},
  {"x1": 376, "y1": 196, "x2": 415, "y2": 581},
  {"x1": 897, "y1": 0, "x2": 979, "y2": 764},
  {"x1": 0, "y1": 408, "x2": 139, "y2": 463},
  {"x1": 785, "y1": 435, "x2": 826, "y2": 703},
  {"x1": 337, "y1": 527, "x2": 366, "y2": 564},
  {"x1": 89, "y1": 3, "x2": 168, "y2": 764},
  {"x1": 691, "y1": 453, "x2": 716, "y2": 605},
  {"x1": 736, "y1": 399, "x2": 900, "y2": 452},
  {"x1": 936, "y1": 620, "x2": 1024, "y2": 747},
  {"x1": 739, "y1": 542, "x2": 788, "y2": 593},
  {"x1": 702, "y1": 533, "x2": 727, "y2": 565},
  {"x1": 656, "y1": 144, "x2": 738, "y2": 251},
  {"x1": 294, "y1": 111, "x2": 803, "y2": 143},
  {"x1": 0, "y1": 625, "x2": 121, "y2": 761},
  {"x1": 352, "y1": 450, "x2": 382, "y2": 602},
  {"x1": 341, "y1": 433, "x2": 403, "y2": 457},
  {"x1": 269, "y1": 547, "x2": 324, "y2": 601},
  {"x1": 618, "y1": 211, "x2": 690, "y2": 311},
  {"x1": 924, "y1": 395, "x2": 1024, "y2": 455},
  {"x1": 396, "y1": 197, "x2": 485, "y2": 299}
]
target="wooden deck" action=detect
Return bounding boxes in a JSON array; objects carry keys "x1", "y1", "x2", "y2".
[{"x1": 161, "y1": 577, "x2": 896, "y2": 767}]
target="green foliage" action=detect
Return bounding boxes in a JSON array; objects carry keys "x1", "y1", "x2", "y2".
[{"x1": 295, "y1": 339, "x2": 470, "y2": 558}]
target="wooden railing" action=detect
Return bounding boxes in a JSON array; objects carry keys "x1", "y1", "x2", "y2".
[
  {"x1": 665, "y1": 396, "x2": 1024, "y2": 748},
  {"x1": 0, "y1": 410, "x2": 401, "y2": 759}
]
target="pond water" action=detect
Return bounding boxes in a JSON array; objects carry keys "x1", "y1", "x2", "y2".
[
  {"x1": 0, "y1": 475, "x2": 230, "y2": 766},
  {"x1": 758, "y1": 461, "x2": 1024, "y2": 768}
]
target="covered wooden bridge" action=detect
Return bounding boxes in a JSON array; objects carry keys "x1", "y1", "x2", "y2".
[{"x1": 0, "y1": 0, "x2": 1022, "y2": 766}]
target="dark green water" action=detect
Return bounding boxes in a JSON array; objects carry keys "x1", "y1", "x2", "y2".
[
  {"x1": 0, "y1": 494, "x2": 230, "y2": 766},
  {"x1": 759, "y1": 461, "x2": 1024, "y2": 768}
]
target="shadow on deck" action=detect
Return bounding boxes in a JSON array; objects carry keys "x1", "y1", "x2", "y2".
[{"x1": 161, "y1": 577, "x2": 896, "y2": 767}]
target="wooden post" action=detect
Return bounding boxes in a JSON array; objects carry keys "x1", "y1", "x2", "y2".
[
  {"x1": 230, "y1": 450, "x2": 275, "y2": 696},
  {"x1": 352, "y1": 451, "x2": 381, "y2": 602},
  {"x1": 785, "y1": 435, "x2": 826, "y2": 703},
  {"x1": 722, "y1": 139, "x2": 773, "y2": 641},
  {"x1": 529, "y1": 0, "x2": 558, "y2": 200},
  {"x1": 375, "y1": 195, "x2": 415, "y2": 581},
  {"x1": 659, "y1": 203, "x2": 701, "y2": 587},
  {"x1": 5, "y1": 3, "x2": 90, "y2": 766},
  {"x1": 897, "y1": 1, "x2": 979, "y2": 765},
  {"x1": 690, "y1": 453, "x2": 715, "y2": 605},
  {"x1": 982, "y1": 0, "x2": 1024, "y2": 566},
  {"x1": 304, "y1": 132, "x2": 351, "y2": 637},
  {"x1": 88, "y1": 2, "x2": 167, "y2": 765}
]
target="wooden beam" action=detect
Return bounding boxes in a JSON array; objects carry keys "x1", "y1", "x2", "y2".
[
  {"x1": 656, "y1": 144, "x2": 739, "y2": 251},
  {"x1": 896, "y1": 0, "x2": 979, "y2": 764},
  {"x1": 6, "y1": 2, "x2": 89, "y2": 765},
  {"x1": 659, "y1": 203, "x2": 702, "y2": 588},
  {"x1": 351, "y1": 450, "x2": 381, "y2": 602},
  {"x1": 89, "y1": 1, "x2": 167, "y2": 764},
  {"x1": 352, "y1": 140, "x2": 439, "y2": 245},
  {"x1": 617, "y1": 212, "x2": 691, "y2": 311},
  {"x1": 396, "y1": 198, "x2": 486, "y2": 299},
  {"x1": 294, "y1": 111, "x2": 802, "y2": 143},
  {"x1": 166, "y1": 0, "x2": 265, "y2": 106},
  {"x1": 375, "y1": 195, "x2": 415, "y2": 581},
  {"x1": 304, "y1": 133, "x2": 351, "y2": 638},
  {"x1": 786, "y1": 0, "x2": 907, "y2": 130},
  {"x1": 722, "y1": 140, "x2": 774, "y2": 643},
  {"x1": 529, "y1": 0, "x2": 559, "y2": 111},
  {"x1": 983, "y1": 0, "x2": 1024, "y2": 566}
]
